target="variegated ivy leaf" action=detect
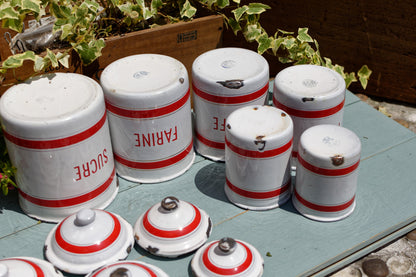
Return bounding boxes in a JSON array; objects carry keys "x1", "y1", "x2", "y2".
[
  {"x1": 82, "y1": 0, "x2": 100, "y2": 13},
  {"x1": 33, "y1": 55, "x2": 47, "y2": 71},
  {"x1": 232, "y1": 0, "x2": 241, "y2": 4},
  {"x1": 180, "y1": 0, "x2": 196, "y2": 19},
  {"x1": 358, "y1": 65, "x2": 372, "y2": 89},
  {"x1": 281, "y1": 37, "x2": 296, "y2": 49},
  {"x1": 344, "y1": 72, "x2": 358, "y2": 88},
  {"x1": 56, "y1": 52, "x2": 70, "y2": 68},
  {"x1": 50, "y1": 2, "x2": 72, "y2": 19},
  {"x1": 0, "y1": 4, "x2": 20, "y2": 20},
  {"x1": 151, "y1": 0, "x2": 164, "y2": 12},
  {"x1": 297, "y1": 28, "x2": 313, "y2": 43},
  {"x1": 46, "y1": 49, "x2": 59, "y2": 68},
  {"x1": 227, "y1": 17, "x2": 241, "y2": 35},
  {"x1": 244, "y1": 24, "x2": 262, "y2": 42},
  {"x1": 73, "y1": 38, "x2": 105, "y2": 65},
  {"x1": 246, "y1": 3, "x2": 270, "y2": 15},
  {"x1": 257, "y1": 33, "x2": 272, "y2": 54},
  {"x1": 232, "y1": 6, "x2": 248, "y2": 22},
  {"x1": 271, "y1": 37, "x2": 284, "y2": 55},
  {"x1": 216, "y1": 0, "x2": 230, "y2": 9},
  {"x1": 1, "y1": 18, "x2": 23, "y2": 32},
  {"x1": 1, "y1": 51, "x2": 36, "y2": 69},
  {"x1": 21, "y1": 0, "x2": 41, "y2": 14}
]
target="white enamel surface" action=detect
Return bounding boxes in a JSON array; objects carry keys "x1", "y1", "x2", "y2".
[
  {"x1": 86, "y1": 261, "x2": 169, "y2": 277},
  {"x1": 225, "y1": 106, "x2": 293, "y2": 210},
  {"x1": 101, "y1": 54, "x2": 188, "y2": 109},
  {"x1": 293, "y1": 125, "x2": 361, "y2": 222},
  {"x1": 299, "y1": 124, "x2": 361, "y2": 168},
  {"x1": 0, "y1": 257, "x2": 63, "y2": 277},
  {"x1": 0, "y1": 73, "x2": 103, "y2": 139},
  {"x1": 192, "y1": 47, "x2": 269, "y2": 94},
  {"x1": 44, "y1": 210, "x2": 134, "y2": 275},
  {"x1": 133, "y1": 198, "x2": 212, "y2": 258},
  {"x1": 273, "y1": 64, "x2": 345, "y2": 109},
  {"x1": 191, "y1": 239, "x2": 264, "y2": 277},
  {"x1": 101, "y1": 54, "x2": 194, "y2": 183}
]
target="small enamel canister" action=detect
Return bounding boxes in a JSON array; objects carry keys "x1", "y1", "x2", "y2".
[
  {"x1": 134, "y1": 196, "x2": 212, "y2": 258},
  {"x1": 293, "y1": 124, "x2": 361, "y2": 222},
  {"x1": 44, "y1": 208, "x2": 134, "y2": 275},
  {"x1": 86, "y1": 261, "x2": 168, "y2": 277},
  {"x1": 0, "y1": 73, "x2": 117, "y2": 222},
  {"x1": 101, "y1": 54, "x2": 195, "y2": 183},
  {"x1": 191, "y1": 237, "x2": 264, "y2": 277},
  {"x1": 0, "y1": 257, "x2": 63, "y2": 277},
  {"x1": 224, "y1": 105, "x2": 293, "y2": 210},
  {"x1": 192, "y1": 47, "x2": 269, "y2": 161},
  {"x1": 273, "y1": 64, "x2": 346, "y2": 167}
]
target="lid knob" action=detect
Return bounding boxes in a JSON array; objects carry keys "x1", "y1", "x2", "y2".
[
  {"x1": 218, "y1": 237, "x2": 237, "y2": 254},
  {"x1": 0, "y1": 264, "x2": 9, "y2": 277},
  {"x1": 110, "y1": 267, "x2": 132, "y2": 277},
  {"x1": 161, "y1": 196, "x2": 179, "y2": 211},
  {"x1": 75, "y1": 208, "x2": 96, "y2": 226}
]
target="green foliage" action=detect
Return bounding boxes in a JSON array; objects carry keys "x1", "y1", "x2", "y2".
[{"x1": 0, "y1": 129, "x2": 17, "y2": 196}]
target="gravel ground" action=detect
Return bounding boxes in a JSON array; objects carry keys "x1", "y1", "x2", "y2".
[{"x1": 330, "y1": 94, "x2": 416, "y2": 277}]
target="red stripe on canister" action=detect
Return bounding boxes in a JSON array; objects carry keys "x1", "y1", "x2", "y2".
[
  {"x1": 273, "y1": 97, "x2": 345, "y2": 118},
  {"x1": 294, "y1": 189, "x2": 355, "y2": 212},
  {"x1": 142, "y1": 203, "x2": 201, "y2": 238},
  {"x1": 225, "y1": 137, "x2": 292, "y2": 158},
  {"x1": 3, "y1": 112, "x2": 107, "y2": 149},
  {"x1": 55, "y1": 211, "x2": 121, "y2": 254},
  {"x1": 202, "y1": 241, "x2": 253, "y2": 275},
  {"x1": 298, "y1": 154, "x2": 360, "y2": 176},
  {"x1": 4, "y1": 258, "x2": 45, "y2": 277},
  {"x1": 195, "y1": 131, "x2": 225, "y2": 150},
  {"x1": 192, "y1": 83, "x2": 268, "y2": 104},
  {"x1": 91, "y1": 262, "x2": 158, "y2": 277},
  {"x1": 105, "y1": 88, "x2": 190, "y2": 118},
  {"x1": 115, "y1": 141, "x2": 193, "y2": 169},
  {"x1": 226, "y1": 177, "x2": 290, "y2": 199},
  {"x1": 18, "y1": 167, "x2": 116, "y2": 207}
]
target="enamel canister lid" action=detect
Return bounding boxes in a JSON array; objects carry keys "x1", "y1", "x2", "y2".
[
  {"x1": 191, "y1": 237, "x2": 264, "y2": 277},
  {"x1": 134, "y1": 196, "x2": 212, "y2": 258},
  {"x1": 0, "y1": 73, "x2": 104, "y2": 139},
  {"x1": 299, "y1": 124, "x2": 361, "y2": 169},
  {"x1": 192, "y1": 47, "x2": 269, "y2": 95},
  {"x1": 44, "y1": 209, "x2": 134, "y2": 275},
  {"x1": 100, "y1": 54, "x2": 188, "y2": 110},
  {"x1": 86, "y1": 261, "x2": 168, "y2": 277},
  {"x1": 273, "y1": 64, "x2": 345, "y2": 110},
  {"x1": 0, "y1": 257, "x2": 63, "y2": 277}
]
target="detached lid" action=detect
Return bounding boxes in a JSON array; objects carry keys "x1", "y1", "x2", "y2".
[
  {"x1": 44, "y1": 209, "x2": 134, "y2": 275},
  {"x1": 191, "y1": 237, "x2": 264, "y2": 277},
  {"x1": 86, "y1": 261, "x2": 168, "y2": 277},
  {"x1": 134, "y1": 196, "x2": 212, "y2": 258},
  {"x1": 0, "y1": 257, "x2": 63, "y2": 277}
]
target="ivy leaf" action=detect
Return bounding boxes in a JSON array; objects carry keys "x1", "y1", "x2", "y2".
[
  {"x1": 297, "y1": 27, "x2": 313, "y2": 43},
  {"x1": 281, "y1": 37, "x2": 296, "y2": 49},
  {"x1": 344, "y1": 72, "x2": 357, "y2": 88},
  {"x1": 56, "y1": 52, "x2": 70, "y2": 68},
  {"x1": 216, "y1": 0, "x2": 230, "y2": 9},
  {"x1": 271, "y1": 37, "x2": 284, "y2": 55},
  {"x1": 232, "y1": 6, "x2": 248, "y2": 22},
  {"x1": 257, "y1": 33, "x2": 272, "y2": 54},
  {"x1": 227, "y1": 17, "x2": 241, "y2": 35},
  {"x1": 244, "y1": 24, "x2": 262, "y2": 42},
  {"x1": 0, "y1": 5, "x2": 20, "y2": 20},
  {"x1": 180, "y1": 0, "x2": 196, "y2": 19},
  {"x1": 246, "y1": 3, "x2": 270, "y2": 15},
  {"x1": 46, "y1": 49, "x2": 59, "y2": 68},
  {"x1": 74, "y1": 38, "x2": 105, "y2": 65},
  {"x1": 151, "y1": 0, "x2": 164, "y2": 12},
  {"x1": 33, "y1": 55, "x2": 47, "y2": 71},
  {"x1": 1, "y1": 51, "x2": 36, "y2": 69},
  {"x1": 357, "y1": 65, "x2": 372, "y2": 89},
  {"x1": 232, "y1": 0, "x2": 240, "y2": 3},
  {"x1": 21, "y1": 0, "x2": 41, "y2": 14}
]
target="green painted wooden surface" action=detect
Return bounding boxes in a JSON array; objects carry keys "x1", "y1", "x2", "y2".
[{"x1": 1, "y1": 89, "x2": 416, "y2": 277}]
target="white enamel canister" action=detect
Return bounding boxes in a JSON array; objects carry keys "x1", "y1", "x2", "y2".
[
  {"x1": 101, "y1": 54, "x2": 195, "y2": 183},
  {"x1": 192, "y1": 47, "x2": 269, "y2": 161},
  {"x1": 0, "y1": 73, "x2": 117, "y2": 222},
  {"x1": 293, "y1": 124, "x2": 361, "y2": 222},
  {"x1": 273, "y1": 64, "x2": 346, "y2": 167},
  {"x1": 224, "y1": 105, "x2": 293, "y2": 210}
]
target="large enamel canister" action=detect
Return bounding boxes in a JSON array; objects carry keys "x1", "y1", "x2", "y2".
[
  {"x1": 292, "y1": 124, "x2": 361, "y2": 222},
  {"x1": 192, "y1": 47, "x2": 269, "y2": 161},
  {"x1": 273, "y1": 64, "x2": 346, "y2": 167},
  {"x1": 224, "y1": 105, "x2": 293, "y2": 210},
  {"x1": 0, "y1": 73, "x2": 117, "y2": 222},
  {"x1": 100, "y1": 54, "x2": 195, "y2": 183}
]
